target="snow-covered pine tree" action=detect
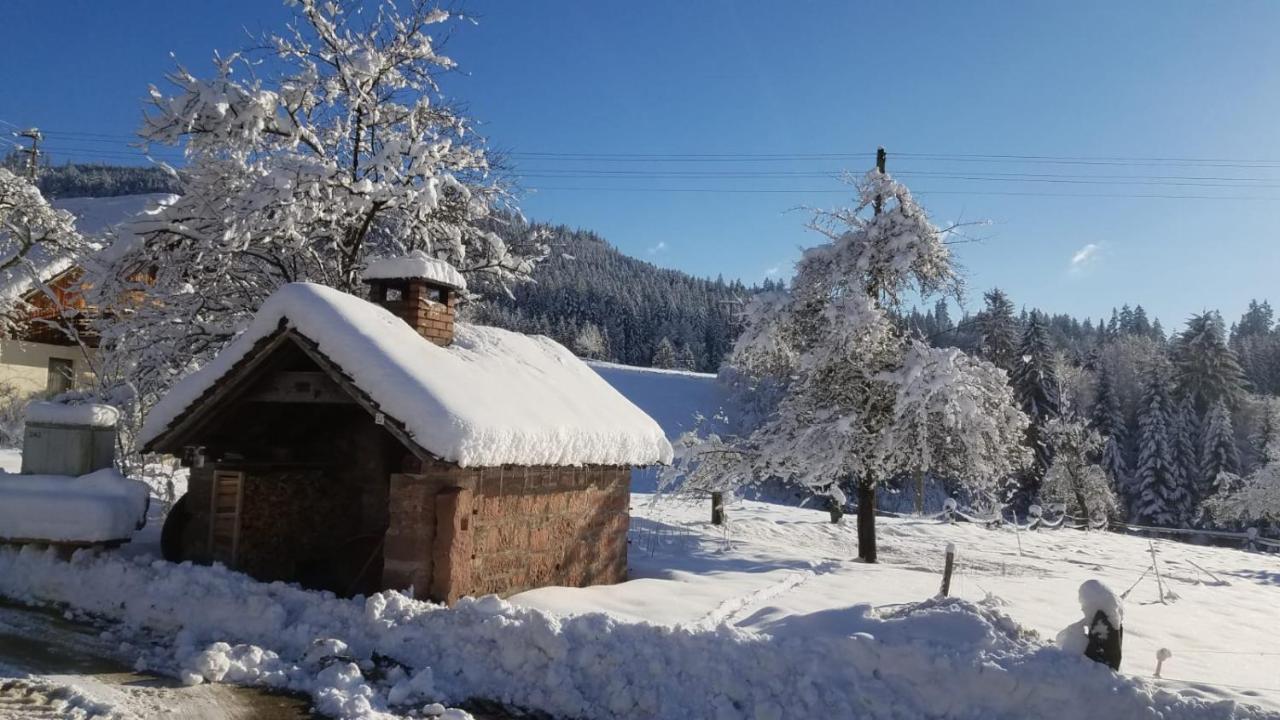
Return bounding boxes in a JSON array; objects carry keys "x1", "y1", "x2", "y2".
[
  {"x1": 1041, "y1": 419, "x2": 1118, "y2": 525},
  {"x1": 1134, "y1": 362, "x2": 1190, "y2": 526},
  {"x1": 91, "y1": 0, "x2": 547, "y2": 438},
  {"x1": 1199, "y1": 399, "x2": 1241, "y2": 501},
  {"x1": 977, "y1": 288, "x2": 1019, "y2": 372},
  {"x1": 1090, "y1": 364, "x2": 1131, "y2": 511},
  {"x1": 1173, "y1": 394, "x2": 1201, "y2": 501},
  {"x1": 1011, "y1": 310, "x2": 1061, "y2": 502},
  {"x1": 1173, "y1": 312, "x2": 1246, "y2": 415},
  {"x1": 651, "y1": 337, "x2": 678, "y2": 369}
]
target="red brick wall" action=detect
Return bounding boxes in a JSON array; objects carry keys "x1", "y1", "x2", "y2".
[
  {"x1": 365, "y1": 279, "x2": 456, "y2": 346},
  {"x1": 383, "y1": 464, "x2": 631, "y2": 604}
]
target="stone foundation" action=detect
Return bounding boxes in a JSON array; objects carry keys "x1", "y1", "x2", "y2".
[{"x1": 383, "y1": 464, "x2": 630, "y2": 604}]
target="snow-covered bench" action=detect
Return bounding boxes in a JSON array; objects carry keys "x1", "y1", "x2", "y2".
[{"x1": 0, "y1": 468, "x2": 149, "y2": 547}]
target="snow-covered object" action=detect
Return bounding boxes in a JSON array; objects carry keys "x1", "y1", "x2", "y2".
[
  {"x1": 1078, "y1": 579, "x2": 1124, "y2": 627},
  {"x1": 0, "y1": 469, "x2": 148, "y2": 543},
  {"x1": 25, "y1": 401, "x2": 120, "y2": 428},
  {"x1": 362, "y1": 250, "x2": 467, "y2": 292},
  {"x1": 140, "y1": 283, "x2": 672, "y2": 468}
]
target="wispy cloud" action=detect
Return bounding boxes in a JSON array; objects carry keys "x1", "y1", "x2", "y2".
[
  {"x1": 1069, "y1": 243, "x2": 1100, "y2": 272},
  {"x1": 647, "y1": 241, "x2": 667, "y2": 255},
  {"x1": 764, "y1": 266, "x2": 780, "y2": 277}
]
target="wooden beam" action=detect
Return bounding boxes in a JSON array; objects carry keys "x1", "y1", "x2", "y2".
[{"x1": 246, "y1": 371, "x2": 354, "y2": 404}]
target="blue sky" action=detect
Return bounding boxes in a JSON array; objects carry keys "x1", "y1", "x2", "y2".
[{"x1": 3, "y1": 1, "x2": 1279, "y2": 329}]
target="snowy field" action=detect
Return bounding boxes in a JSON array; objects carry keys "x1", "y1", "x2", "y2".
[{"x1": 0, "y1": 492, "x2": 1276, "y2": 718}]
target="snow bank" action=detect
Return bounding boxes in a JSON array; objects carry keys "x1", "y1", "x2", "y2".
[
  {"x1": 25, "y1": 401, "x2": 119, "y2": 428},
  {"x1": 362, "y1": 250, "x2": 467, "y2": 291},
  {"x1": 140, "y1": 283, "x2": 672, "y2": 468},
  {"x1": 0, "y1": 469, "x2": 148, "y2": 543},
  {"x1": 0, "y1": 548, "x2": 1266, "y2": 720}
]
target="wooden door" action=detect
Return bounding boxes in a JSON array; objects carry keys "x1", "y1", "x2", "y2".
[{"x1": 209, "y1": 470, "x2": 244, "y2": 566}]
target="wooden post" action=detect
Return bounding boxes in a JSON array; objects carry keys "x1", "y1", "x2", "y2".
[
  {"x1": 1154, "y1": 648, "x2": 1172, "y2": 678},
  {"x1": 913, "y1": 469, "x2": 925, "y2": 515},
  {"x1": 857, "y1": 477, "x2": 877, "y2": 562},
  {"x1": 1149, "y1": 541, "x2": 1167, "y2": 604},
  {"x1": 940, "y1": 542, "x2": 956, "y2": 597},
  {"x1": 711, "y1": 491, "x2": 725, "y2": 526}
]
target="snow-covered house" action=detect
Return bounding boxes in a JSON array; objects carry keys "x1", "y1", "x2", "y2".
[
  {"x1": 0, "y1": 194, "x2": 172, "y2": 397},
  {"x1": 140, "y1": 255, "x2": 672, "y2": 603}
]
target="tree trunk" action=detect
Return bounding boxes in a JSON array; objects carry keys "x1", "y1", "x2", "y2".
[
  {"x1": 913, "y1": 469, "x2": 925, "y2": 515},
  {"x1": 857, "y1": 477, "x2": 877, "y2": 563}
]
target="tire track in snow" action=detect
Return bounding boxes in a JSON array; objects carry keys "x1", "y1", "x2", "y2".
[{"x1": 693, "y1": 569, "x2": 817, "y2": 630}]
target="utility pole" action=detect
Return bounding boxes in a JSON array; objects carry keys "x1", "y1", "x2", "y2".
[
  {"x1": 17, "y1": 128, "x2": 41, "y2": 181},
  {"x1": 873, "y1": 146, "x2": 886, "y2": 215},
  {"x1": 858, "y1": 145, "x2": 888, "y2": 564}
]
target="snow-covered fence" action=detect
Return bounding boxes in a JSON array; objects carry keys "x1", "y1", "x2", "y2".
[{"x1": 926, "y1": 498, "x2": 1280, "y2": 552}]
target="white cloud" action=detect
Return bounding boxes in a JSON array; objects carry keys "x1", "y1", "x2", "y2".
[
  {"x1": 647, "y1": 241, "x2": 667, "y2": 255},
  {"x1": 1069, "y1": 243, "x2": 1100, "y2": 272},
  {"x1": 764, "y1": 266, "x2": 780, "y2": 277}
]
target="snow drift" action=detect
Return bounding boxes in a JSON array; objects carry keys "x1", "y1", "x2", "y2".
[{"x1": 0, "y1": 546, "x2": 1267, "y2": 720}]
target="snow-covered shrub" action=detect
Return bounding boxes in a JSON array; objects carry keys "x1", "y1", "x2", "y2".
[{"x1": 1040, "y1": 419, "x2": 1118, "y2": 525}]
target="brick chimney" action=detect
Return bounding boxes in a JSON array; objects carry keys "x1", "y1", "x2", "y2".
[{"x1": 362, "y1": 251, "x2": 467, "y2": 347}]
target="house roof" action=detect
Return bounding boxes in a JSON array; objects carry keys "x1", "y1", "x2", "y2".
[
  {"x1": 139, "y1": 282, "x2": 673, "y2": 468},
  {"x1": 0, "y1": 193, "x2": 176, "y2": 304}
]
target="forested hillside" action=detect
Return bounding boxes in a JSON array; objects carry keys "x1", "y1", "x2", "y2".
[
  {"x1": 468, "y1": 221, "x2": 756, "y2": 372},
  {"x1": 1, "y1": 155, "x2": 178, "y2": 198}
]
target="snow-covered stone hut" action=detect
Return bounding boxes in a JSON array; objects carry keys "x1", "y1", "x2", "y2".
[{"x1": 140, "y1": 254, "x2": 671, "y2": 603}]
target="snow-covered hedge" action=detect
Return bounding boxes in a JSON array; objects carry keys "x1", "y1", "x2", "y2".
[{"x1": 0, "y1": 548, "x2": 1265, "y2": 720}]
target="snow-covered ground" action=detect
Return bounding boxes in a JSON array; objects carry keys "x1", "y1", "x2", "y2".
[
  {"x1": 0, "y1": 492, "x2": 1276, "y2": 719},
  {"x1": 0, "y1": 364, "x2": 1277, "y2": 719}
]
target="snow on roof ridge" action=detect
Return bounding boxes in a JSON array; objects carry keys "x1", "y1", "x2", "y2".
[
  {"x1": 362, "y1": 250, "x2": 467, "y2": 291},
  {"x1": 141, "y1": 282, "x2": 671, "y2": 468}
]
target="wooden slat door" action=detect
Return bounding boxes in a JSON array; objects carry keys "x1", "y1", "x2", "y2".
[{"x1": 209, "y1": 470, "x2": 244, "y2": 566}]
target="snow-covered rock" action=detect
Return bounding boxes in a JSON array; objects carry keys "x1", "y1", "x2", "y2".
[{"x1": 0, "y1": 469, "x2": 147, "y2": 542}]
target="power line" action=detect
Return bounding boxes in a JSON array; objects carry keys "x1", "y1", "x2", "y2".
[{"x1": 525, "y1": 185, "x2": 1280, "y2": 200}]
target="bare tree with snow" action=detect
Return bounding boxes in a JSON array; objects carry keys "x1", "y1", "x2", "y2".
[
  {"x1": 1040, "y1": 419, "x2": 1118, "y2": 526},
  {"x1": 90, "y1": 0, "x2": 547, "y2": 440}
]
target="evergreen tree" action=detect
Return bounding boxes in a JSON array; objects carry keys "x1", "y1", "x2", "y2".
[
  {"x1": 1173, "y1": 312, "x2": 1246, "y2": 414},
  {"x1": 1172, "y1": 395, "x2": 1201, "y2": 502},
  {"x1": 1134, "y1": 362, "x2": 1191, "y2": 526},
  {"x1": 652, "y1": 337, "x2": 678, "y2": 369},
  {"x1": 1199, "y1": 399, "x2": 1240, "y2": 500},
  {"x1": 1090, "y1": 364, "x2": 1131, "y2": 510},
  {"x1": 1012, "y1": 311, "x2": 1061, "y2": 499},
  {"x1": 977, "y1": 288, "x2": 1019, "y2": 372}
]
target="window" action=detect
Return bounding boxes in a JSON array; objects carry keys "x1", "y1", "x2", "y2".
[
  {"x1": 46, "y1": 358, "x2": 74, "y2": 393},
  {"x1": 384, "y1": 286, "x2": 403, "y2": 302}
]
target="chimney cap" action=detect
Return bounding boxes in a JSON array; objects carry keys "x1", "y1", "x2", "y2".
[{"x1": 362, "y1": 250, "x2": 467, "y2": 292}]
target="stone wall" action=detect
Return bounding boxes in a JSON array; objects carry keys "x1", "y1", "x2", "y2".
[{"x1": 383, "y1": 464, "x2": 631, "y2": 604}]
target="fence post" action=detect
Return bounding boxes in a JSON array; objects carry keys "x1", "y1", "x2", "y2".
[
  {"x1": 941, "y1": 497, "x2": 957, "y2": 524},
  {"x1": 1149, "y1": 541, "x2": 1167, "y2": 604},
  {"x1": 711, "y1": 492, "x2": 725, "y2": 526},
  {"x1": 1155, "y1": 648, "x2": 1172, "y2": 678},
  {"x1": 939, "y1": 542, "x2": 956, "y2": 597},
  {"x1": 1245, "y1": 527, "x2": 1258, "y2": 552}
]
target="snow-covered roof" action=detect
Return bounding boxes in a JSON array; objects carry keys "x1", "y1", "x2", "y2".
[
  {"x1": 362, "y1": 250, "x2": 467, "y2": 292},
  {"x1": 141, "y1": 283, "x2": 672, "y2": 467},
  {"x1": 0, "y1": 193, "x2": 176, "y2": 303}
]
